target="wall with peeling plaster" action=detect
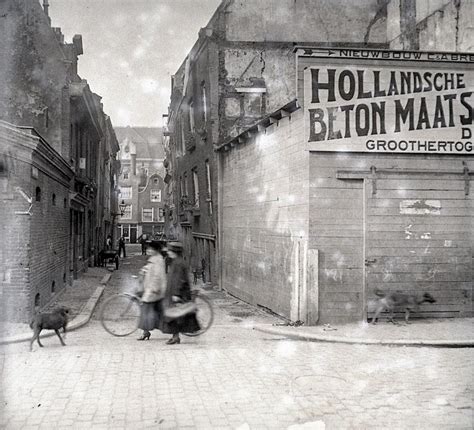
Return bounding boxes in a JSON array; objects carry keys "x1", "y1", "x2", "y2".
[
  {"x1": 0, "y1": 0, "x2": 75, "y2": 156},
  {"x1": 388, "y1": 0, "x2": 474, "y2": 52},
  {"x1": 220, "y1": 112, "x2": 310, "y2": 321},
  {"x1": 218, "y1": 0, "x2": 388, "y2": 143},
  {"x1": 225, "y1": 0, "x2": 386, "y2": 44}
]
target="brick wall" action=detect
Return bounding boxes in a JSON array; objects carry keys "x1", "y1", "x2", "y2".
[
  {"x1": 0, "y1": 161, "x2": 31, "y2": 322},
  {"x1": 0, "y1": 0, "x2": 71, "y2": 156},
  {"x1": 220, "y1": 110, "x2": 309, "y2": 320},
  {"x1": 1, "y1": 124, "x2": 72, "y2": 323},
  {"x1": 28, "y1": 153, "x2": 70, "y2": 315}
]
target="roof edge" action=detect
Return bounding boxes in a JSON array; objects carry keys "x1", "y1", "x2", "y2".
[{"x1": 214, "y1": 99, "x2": 300, "y2": 152}]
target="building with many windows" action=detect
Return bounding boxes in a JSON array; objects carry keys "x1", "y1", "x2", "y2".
[
  {"x1": 0, "y1": 0, "x2": 120, "y2": 322},
  {"x1": 114, "y1": 127, "x2": 165, "y2": 243}
]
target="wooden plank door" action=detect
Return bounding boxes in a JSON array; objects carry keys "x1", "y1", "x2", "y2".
[{"x1": 365, "y1": 173, "x2": 472, "y2": 321}]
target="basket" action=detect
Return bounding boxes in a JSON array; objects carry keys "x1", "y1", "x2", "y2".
[{"x1": 164, "y1": 301, "x2": 197, "y2": 319}]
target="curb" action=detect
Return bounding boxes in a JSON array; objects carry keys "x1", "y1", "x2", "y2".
[
  {"x1": 0, "y1": 285, "x2": 106, "y2": 346},
  {"x1": 253, "y1": 325, "x2": 474, "y2": 348}
]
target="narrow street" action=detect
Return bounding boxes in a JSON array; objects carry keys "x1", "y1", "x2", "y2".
[{"x1": 1, "y1": 254, "x2": 472, "y2": 429}]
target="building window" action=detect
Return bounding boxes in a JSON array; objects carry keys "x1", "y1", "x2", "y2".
[
  {"x1": 153, "y1": 178, "x2": 159, "y2": 185},
  {"x1": 52, "y1": 193, "x2": 56, "y2": 206},
  {"x1": 150, "y1": 189, "x2": 161, "y2": 202},
  {"x1": 180, "y1": 122, "x2": 186, "y2": 155},
  {"x1": 51, "y1": 281, "x2": 55, "y2": 293},
  {"x1": 142, "y1": 208, "x2": 154, "y2": 222},
  {"x1": 205, "y1": 160, "x2": 212, "y2": 215},
  {"x1": 121, "y1": 204, "x2": 132, "y2": 220},
  {"x1": 35, "y1": 187, "x2": 41, "y2": 202},
  {"x1": 158, "y1": 208, "x2": 165, "y2": 222},
  {"x1": 120, "y1": 186, "x2": 132, "y2": 199},
  {"x1": 64, "y1": 198, "x2": 67, "y2": 208},
  {"x1": 201, "y1": 82, "x2": 207, "y2": 122},
  {"x1": 183, "y1": 173, "x2": 188, "y2": 199},
  {"x1": 123, "y1": 171, "x2": 129, "y2": 180},
  {"x1": 189, "y1": 99, "x2": 195, "y2": 132},
  {"x1": 192, "y1": 169, "x2": 199, "y2": 209}
]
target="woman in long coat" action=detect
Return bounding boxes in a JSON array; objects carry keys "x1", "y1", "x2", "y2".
[
  {"x1": 137, "y1": 241, "x2": 167, "y2": 340},
  {"x1": 162, "y1": 241, "x2": 200, "y2": 344}
]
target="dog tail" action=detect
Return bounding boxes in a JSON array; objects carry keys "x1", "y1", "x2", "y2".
[{"x1": 374, "y1": 288, "x2": 386, "y2": 298}]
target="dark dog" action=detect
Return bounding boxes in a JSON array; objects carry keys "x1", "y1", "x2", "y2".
[
  {"x1": 30, "y1": 306, "x2": 69, "y2": 351},
  {"x1": 371, "y1": 289, "x2": 436, "y2": 324}
]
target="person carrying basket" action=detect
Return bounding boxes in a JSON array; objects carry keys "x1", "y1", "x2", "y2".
[
  {"x1": 162, "y1": 241, "x2": 200, "y2": 344},
  {"x1": 136, "y1": 241, "x2": 167, "y2": 341}
]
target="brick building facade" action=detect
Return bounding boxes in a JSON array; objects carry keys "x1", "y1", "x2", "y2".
[
  {"x1": 114, "y1": 127, "x2": 165, "y2": 243},
  {"x1": 0, "y1": 123, "x2": 73, "y2": 322},
  {"x1": 0, "y1": 0, "x2": 120, "y2": 322},
  {"x1": 164, "y1": 0, "x2": 385, "y2": 285}
]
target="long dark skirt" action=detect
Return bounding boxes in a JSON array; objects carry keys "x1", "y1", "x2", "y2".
[
  {"x1": 161, "y1": 299, "x2": 200, "y2": 335},
  {"x1": 138, "y1": 300, "x2": 164, "y2": 331}
]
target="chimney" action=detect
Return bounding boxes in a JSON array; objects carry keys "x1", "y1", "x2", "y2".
[
  {"x1": 131, "y1": 154, "x2": 137, "y2": 176},
  {"x1": 43, "y1": 0, "x2": 51, "y2": 24},
  {"x1": 130, "y1": 141, "x2": 137, "y2": 176}
]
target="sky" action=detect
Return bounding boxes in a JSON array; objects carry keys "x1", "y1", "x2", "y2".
[{"x1": 48, "y1": 0, "x2": 222, "y2": 128}]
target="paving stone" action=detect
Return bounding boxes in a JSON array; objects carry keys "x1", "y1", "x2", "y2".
[{"x1": 1, "y1": 255, "x2": 472, "y2": 429}]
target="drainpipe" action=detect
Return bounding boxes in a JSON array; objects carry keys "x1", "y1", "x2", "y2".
[{"x1": 216, "y1": 148, "x2": 224, "y2": 291}]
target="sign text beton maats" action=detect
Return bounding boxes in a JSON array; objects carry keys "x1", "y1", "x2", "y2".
[{"x1": 304, "y1": 65, "x2": 473, "y2": 154}]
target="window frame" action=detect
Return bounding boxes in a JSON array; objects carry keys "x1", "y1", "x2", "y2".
[
  {"x1": 150, "y1": 189, "x2": 161, "y2": 202},
  {"x1": 142, "y1": 208, "x2": 154, "y2": 222},
  {"x1": 121, "y1": 204, "x2": 132, "y2": 220},
  {"x1": 120, "y1": 186, "x2": 132, "y2": 200},
  {"x1": 192, "y1": 168, "x2": 200, "y2": 209}
]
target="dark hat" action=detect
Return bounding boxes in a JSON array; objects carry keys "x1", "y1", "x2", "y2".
[
  {"x1": 148, "y1": 240, "x2": 166, "y2": 251},
  {"x1": 167, "y1": 241, "x2": 183, "y2": 252}
]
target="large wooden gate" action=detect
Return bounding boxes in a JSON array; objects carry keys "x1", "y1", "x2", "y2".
[{"x1": 364, "y1": 168, "x2": 473, "y2": 320}]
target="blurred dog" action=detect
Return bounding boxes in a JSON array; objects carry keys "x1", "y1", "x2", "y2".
[
  {"x1": 30, "y1": 306, "x2": 69, "y2": 351},
  {"x1": 371, "y1": 289, "x2": 436, "y2": 324}
]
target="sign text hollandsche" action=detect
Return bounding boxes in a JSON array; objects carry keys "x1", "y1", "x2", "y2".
[{"x1": 304, "y1": 65, "x2": 473, "y2": 153}]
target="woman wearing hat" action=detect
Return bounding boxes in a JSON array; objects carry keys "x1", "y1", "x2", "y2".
[
  {"x1": 137, "y1": 241, "x2": 167, "y2": 340},
  {"x1": 162, "y1": 241, "x2": 200, "y2": 344}
]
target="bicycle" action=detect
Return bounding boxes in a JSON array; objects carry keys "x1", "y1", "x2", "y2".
[{"x1": 100, "y1": 289, "x2": 214, "y2": 337}]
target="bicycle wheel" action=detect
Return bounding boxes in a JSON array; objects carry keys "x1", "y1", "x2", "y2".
[
  {"x1": 100, "y1": 294, "x2": 140, "y2": 336},
  {"x1": 183, "y1": 294, "x2": 214, "y2": 337}
]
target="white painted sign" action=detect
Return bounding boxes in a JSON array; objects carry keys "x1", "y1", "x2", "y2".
[
  {"x1": 302, "y1": 50, "x2": 473, "y2": 154},
  {"x1": 400, "y1": 200, "x2": 441, "y2": 215}
]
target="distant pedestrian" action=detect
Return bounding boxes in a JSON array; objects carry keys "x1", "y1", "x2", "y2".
[
  {"x1": 201, "y1": 258, "x2": 206, "y2": 283},
  {"x1": 118, "y1": 236, "x2": 126, "y2": 258},
  {"x1": 139, "y1": 234, "x2": 148, "y2": 255},
  {"x1": 106, "y1": 235, "x2": 112, "y2": 250},
  {"x1": 162, "y1": 241, "x2": 200, "y2": 344},
  {"x1": 137, "y1": 241, "x2": 167, "y2": 341}
]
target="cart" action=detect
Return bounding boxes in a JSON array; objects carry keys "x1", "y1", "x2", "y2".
[{"x1": 99, "y1": 249, "x2": 119, "y2": 270}]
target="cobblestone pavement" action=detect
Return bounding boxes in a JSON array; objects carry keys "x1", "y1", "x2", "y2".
[{"x1": 1, "y1": 255, "x2": 472, "y2": 429}]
